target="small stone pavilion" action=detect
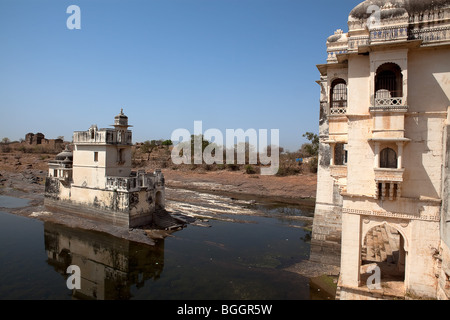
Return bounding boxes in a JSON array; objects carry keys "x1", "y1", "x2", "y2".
[{"x1": 45, "y1": 109, "x2": 168, "y2": 229}]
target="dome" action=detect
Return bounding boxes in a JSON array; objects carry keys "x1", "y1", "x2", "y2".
[
  {"x1": 56, "y1": 146, "x2": 73, "y2": 161},
  {"x1": 112, "y1": 108, "x2": 132, "y2": 128},
  {"x1": 349, "y1": 0, "x2": 450, "y2": 21}
]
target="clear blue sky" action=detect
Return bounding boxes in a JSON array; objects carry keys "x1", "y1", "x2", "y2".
[{"x1": 0, "y1": 0, "x2": 362, "y2": 151}]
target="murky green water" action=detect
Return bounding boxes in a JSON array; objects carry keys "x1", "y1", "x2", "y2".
[{"x1": 0, "y1": 194, "x2": 329, "y2": 300}]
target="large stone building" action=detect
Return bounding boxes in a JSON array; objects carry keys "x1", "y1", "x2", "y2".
[
  {"x1": 312, "y1": 0, "x2": 450, "y2": 299},
  {"x1": 45, "y1": 110, "x2": 169, "y2": 229}
]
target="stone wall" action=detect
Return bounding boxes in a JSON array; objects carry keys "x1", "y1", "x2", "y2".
[{"x1": 310, "y1": 76, "x2": 344, "y2": 267}]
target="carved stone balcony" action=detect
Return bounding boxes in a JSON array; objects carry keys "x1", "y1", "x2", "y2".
[
  {"x1": 374, "y1": 168, "x2": 404, "y2": 183},
  {"x1": 371, "y1": 90, "x2": 408, "y2": 113},
  {"x1": 374, "y1": 168, "x2": 405, "y2": 201}
]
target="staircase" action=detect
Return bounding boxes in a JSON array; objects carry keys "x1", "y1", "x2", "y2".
[{"x1": 362, "y1": 225, "x2": 400, "y2": 264}]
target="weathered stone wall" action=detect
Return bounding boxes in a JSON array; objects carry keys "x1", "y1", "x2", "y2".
[
  {"x1": 45, "y1": 197, "x2": 132, "y2": 228},
  {"x1": 310, "y1": 76, "x2": 343, "y2": 267},
  {"x1": 438, "y1": 122, "x2": 450, "y2": 299}
]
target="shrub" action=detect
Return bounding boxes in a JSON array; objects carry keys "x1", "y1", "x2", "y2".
[
  {"x1": 245, "y1": 165, "x2": 257, "y2": 174},
  {"x1": 227, "y1": 164, "x2": 240, "y2": 171}
]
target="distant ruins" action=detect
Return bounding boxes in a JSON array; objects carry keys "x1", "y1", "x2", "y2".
[
  {"x1": 312, "y1": 0, "x2": 450, "y2": 300},
  {"x1": 24, "y1": 132, "x2": 64, "y2": 149},
  {"x1": 45, "y1": 109, "x2": 173, "y2": 229}
]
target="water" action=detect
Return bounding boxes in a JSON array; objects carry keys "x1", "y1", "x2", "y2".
[{"x1": 0, "y1": 194, "x2": 328, "y2": 300}]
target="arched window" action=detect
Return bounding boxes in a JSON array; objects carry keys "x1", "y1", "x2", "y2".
[
  {"x1": 375, "y1": 63, "x2": 403, "y2": 103},
  {"x1": 380, "y1": 148, "x2": 397, "y2": 169},
  {"x1": 330, "y1": 79, "x2": 347, "y2": 115}
]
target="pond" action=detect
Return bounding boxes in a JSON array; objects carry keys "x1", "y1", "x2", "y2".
[{"x1": 0, "y1": 193, "x2": 332, "y2": 300}]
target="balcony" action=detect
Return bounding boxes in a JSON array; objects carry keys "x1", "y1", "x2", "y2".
[
  {"x1": 370, "y1": 90, "x2": 408, "y2": 113},
  {"x1": 374, "y1": 168, "x2": 404, "y2": 201},
  {"x1": 374, "y1": 168, "x2": 404, "y2": 183},
  {"x1": 105, "y1": 170, "x2": 165, "y2": 192}
]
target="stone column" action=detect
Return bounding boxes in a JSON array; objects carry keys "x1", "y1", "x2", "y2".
[
  {"x1": 397, "y1": 142, "x2": 404, "y2": 169},
  {"x1": 330, "y1": 143, "x2": 336, "y2": 166},
  {"x1": 340, "y1": 212, "x2": 362, "y2": 288},
  {"x1": 374, "y1": 142, "x2": 380, "y2": 169}
]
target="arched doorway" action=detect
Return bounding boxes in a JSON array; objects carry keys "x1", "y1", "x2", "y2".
[{"x1": 360, "y1": 224, "x2": 406, "y2": 294}]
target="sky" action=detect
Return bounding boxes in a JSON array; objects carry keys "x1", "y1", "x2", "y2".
[{"x1": 0, "y1": 0, "x2": 362, "y2": 152}]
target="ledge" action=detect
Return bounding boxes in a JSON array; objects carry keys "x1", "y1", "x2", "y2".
[
  {"x1": 370, "y1": 105, "x2": 409, "y2": 113},
  {"x1": 374, "y1": 168, "x2": 405, "y2": 183},
  {"x1": 368, "y1": 138, "x2": 411, "y2": 143}
]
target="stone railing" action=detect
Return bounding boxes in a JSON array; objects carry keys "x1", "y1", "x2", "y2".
[
  {"x1": 74, "y1": 129, "x2": 132, "y2": 146},
  {"x1": 343, "y1": 25, "x2": 450, "y2": 54},
  {"x1": 330, "y1": 107, "x2": 347, "y2": 115},
  {"x1": 106, "y1": 171, "x2": 164, "y2": 192},
  {"x1": 409, "y1": 26, "x2": 450, "y2": 44},
  {"x1": 348, "y1": 36, "x2": 369, "y2": 52},
  {"x1": 370, "y1": 26, "x2": 409, "y2": 43},
  {"x1": 106, "y1": 177, "x2": 135, "y2": 192},
  {"x1": 374, "y1": 97, "x2": 404, "y2": 107},
  {"x1": 48, "y1": 160, "x2": 73, "y2": 169},
  {"x1": 373, "y1": 90, "x2": 406, "y2": 110}
]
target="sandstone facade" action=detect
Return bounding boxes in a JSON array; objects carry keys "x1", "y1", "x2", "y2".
[{"x1": 312, "y1": 0, "x2": 450, "y2": 299}]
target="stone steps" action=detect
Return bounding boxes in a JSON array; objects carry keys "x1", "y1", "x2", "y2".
[{"x1": 362, "y1": 225, "x2": 400, "y2": 264}]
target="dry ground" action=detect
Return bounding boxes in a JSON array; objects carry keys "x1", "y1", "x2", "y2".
[{"x1": 0, "y1": 147, "x2": 317, "y2": 205}]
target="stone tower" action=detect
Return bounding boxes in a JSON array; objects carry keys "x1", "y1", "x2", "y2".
[{"x1": 72, "y1": 109, "x2": 133, "y2": 190}]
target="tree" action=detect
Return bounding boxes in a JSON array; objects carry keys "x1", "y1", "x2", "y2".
[
  {"x1": 162, "y1": 140, "x2": 173, "y2": 146},
  {"x1": 1, "y1": 137, "x2": 10, "y2": 144},
  {"x1": 140, "y1": 140, "x2": 157, "y2": 160},
  {"x1": 302, "y1": 132, "x2": 319, "y2": 157}
]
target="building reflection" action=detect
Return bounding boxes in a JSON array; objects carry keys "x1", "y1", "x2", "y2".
[{"x1": 44, "y1": 222, "x2": 165, "y2": 300}]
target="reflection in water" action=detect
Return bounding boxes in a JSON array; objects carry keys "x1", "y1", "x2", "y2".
[
  {"x1": 0, "y1": 193, "x2": 329, "y2": 300},
  {"x1": 44, "y1": 222, "x2": 165, "y2": 300}
]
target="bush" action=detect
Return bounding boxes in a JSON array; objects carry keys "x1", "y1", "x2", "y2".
[
  {"x1": 227, "y1": 164, "x2": 240, "y2": 171},
  {"x1": 245, "y1": 165, "x2": 257, "y2": 174},
  {"x1": 0, "y1": 145, "x2": 11, "y2": 153},
  {"x1": 276, "y1": 166, "x2": 302, "y2": 177}
]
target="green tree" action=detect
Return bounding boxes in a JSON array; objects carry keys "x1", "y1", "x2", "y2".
[
  {"x1": 302, "y1": 132, "x2": 319, "y2": 157},
  {"x1": 140, "y1": 140, "x2": 157, "y2": 160},
  {"x1": 1, "y1": 137, "x2": 10, "y2": 144}
]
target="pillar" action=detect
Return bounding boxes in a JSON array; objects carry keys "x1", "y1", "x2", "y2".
[
  {"x1": 397, "y1": 142, "x2": 404, "y2": 169},
  {"x1": 340, "y1": 213, "x2": 362, "y2": 288},
  {"x1": 330, "y1": 143, "x2": 336, "y2": 166},
  {"x1": 374, "y1": 142, "x2": 380, "y2": 169}
]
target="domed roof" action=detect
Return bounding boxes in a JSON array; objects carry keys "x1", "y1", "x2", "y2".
[
  {"x1": 349, "y1": 0, "x2": 450, "y2": 21},
  {"x1": 112, "y1": 108, "x2": 132, "y2": 128},
  {"x1": 55, "y1": 146, "x2": 73, "y2": 161}
]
